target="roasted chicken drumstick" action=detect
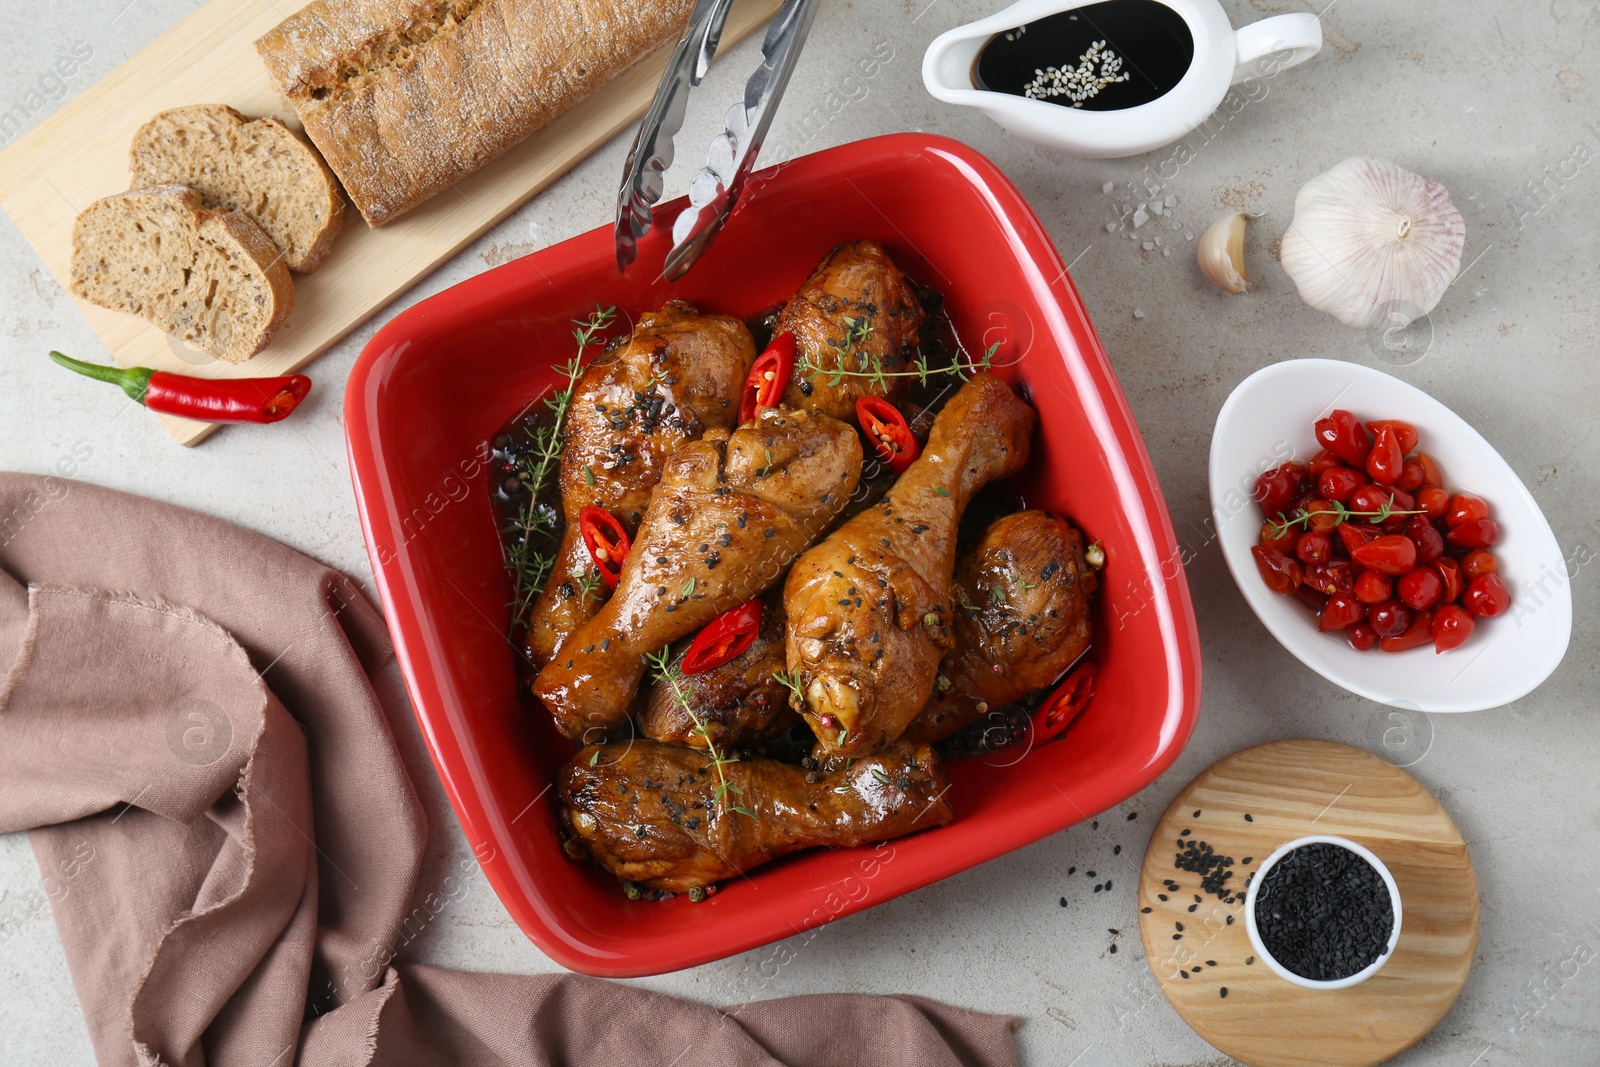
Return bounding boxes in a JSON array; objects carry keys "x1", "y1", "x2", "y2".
[
  {"x1": 533, "y1": 406, "x2": 863, "y2": 740},
  {"x1": 776, "y1": 240, "x2": 926, "y2": 421},
  {"x1": 783, "y1": 372, "x2": 1035, "y2": 758},
  {"x1": 558, "y1": 739, "x2": 952, "y2": 891},
  {"x1": 640, "y1": 589, "x2": 798, "y2": 750},
  {"x1": 526, "y1": 300, "x2": 755, "y2": 668},
  {"x1": 906, "y1": 510, "x2": 1097, "y2": 743}
]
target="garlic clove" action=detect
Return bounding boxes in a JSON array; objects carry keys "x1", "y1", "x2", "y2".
[
  {"x1": 1280, "y1": 157, "x2": 1465, "y2": 329},
  {"x1": 1198, "y1": 212, "x2": 1250, "y2": 294}
]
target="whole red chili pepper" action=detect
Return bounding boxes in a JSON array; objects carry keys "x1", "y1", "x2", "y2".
[
  {"x1": 49, "y1": 351, "x2": 310, "y2": 424},
  {"x1": 1031, "y1": 663, "x2": 1097, "y2": 743},
  {"x1": 739, "y1": 332, "x2": 796, "y2": 424},
  {"x1": 856, "y1": 395, "x2": 920, "y2": 474},
  {"x1": 577, "y1": 505, "x2": 631, "y2": 589},
  {"x1": 682, "y1": 598, "x2": 763, "y2": 674}
]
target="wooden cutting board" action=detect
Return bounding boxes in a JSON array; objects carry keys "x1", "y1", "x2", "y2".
[
  {"x1": 0, "y1": 0, "x2": 781, "y2": 446},
  {"x1": 1137, "y1": 740, "x2": 1479, "y2": 1067}
]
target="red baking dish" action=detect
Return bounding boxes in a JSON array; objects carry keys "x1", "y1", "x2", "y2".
[{"x1": 345, "y1": 133, "x2": 1201, "y2": 977}]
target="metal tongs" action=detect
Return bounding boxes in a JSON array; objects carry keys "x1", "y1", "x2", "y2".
[{"x1": 615, "y1": 0, "x2": 820, "y2": 279}]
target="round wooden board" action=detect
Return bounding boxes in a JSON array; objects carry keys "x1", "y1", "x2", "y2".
[{"x1": 1137, "y1": 739, "x2": 1479, "y2": 1067}]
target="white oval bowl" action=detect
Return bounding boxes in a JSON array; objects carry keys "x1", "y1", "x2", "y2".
[
  {"x1": 1244, "y1": 834, "x2": 1402, "y2": 990},
  {"x1": 1209, "y1": 358, "x2": 1571, "y2": 712}
]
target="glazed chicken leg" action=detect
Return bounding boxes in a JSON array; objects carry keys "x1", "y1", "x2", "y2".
[
  {"x1": 526, "y1": 300, "x2": 755, "y2": 668},
  {"x1": 640, "y1": 588, "x2": 798, "y2": 750},
  {"x1": 533, "y1": 406, "x2": 863, "y2": 741},
  {"x1": 783, "y1": 372, "x2": 1035, "y2": 758},
  {"x1": 558, "y1": 739, "x2": 953, "y2": 891},
  {"x1": 777, "y1": 240, "x2": 926, "y2": 421},
  {"x1": 906, "y1": 510, "x2": 1097, "y2": 744}
]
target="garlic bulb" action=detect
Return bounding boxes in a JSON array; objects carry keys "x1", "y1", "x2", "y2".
[
  {"x1": 1280, "y1": 157, "x2": 1465, "y2": 329},
  {"x1": 1197, "y1": 212, "x2": 1250, "y2": 294}
]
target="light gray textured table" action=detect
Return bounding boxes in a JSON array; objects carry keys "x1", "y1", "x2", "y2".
[{"x1": 2, "y1": 1, "x2": 1596, "y2": 1064}]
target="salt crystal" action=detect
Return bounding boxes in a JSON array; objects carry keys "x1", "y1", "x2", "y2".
[
  {"x1": 1163, "y1": 248, "x2": 1171, "y2": 257},
  {"x1": 1133, "y1": 307, "x2": 1145, "y2": 319},
  {"x1": 1171, "y1": 220, "x2": 1182, "y2": 230},
  {"x1": 1185, "y1": 231, "x2": 1194, "y2": 241},
  {"x1": 1105, "y1": 221, "x2": 1117, "y2": 233},
  {"x1": 1154, "y1": 235, "x2": 1164, "y2": 246},
  {"x1": 1164, "y1": 195, "x2": 1176, "y2": 208},
  {"x1": 1103, "y1": 181, "x2": 1115, "y2": 195},
  {"x1": 1132, "y1": 207, "x2": 1149, "y2": 227},
  {"x1": 1141, "y1": 241, "x2": 1154, "y2": 250}
]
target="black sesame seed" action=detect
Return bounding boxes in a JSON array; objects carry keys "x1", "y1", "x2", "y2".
[
  {"x1": 1105, "y1": 881, "x2": 1112, "y2": 890},
  {"x1": 1087, "y1": 871, "x2": 1097, "y2": 878},
  {"x1": 1175, "y1": 922, "x2": 1184, "y2": 931},
  {"x1": 1187, "y1": 904, "x2": 1197, "y2": 913},
  {"x1": 1179, "y1": 969, "x2": 1188, "y2": 977},
  {"x1": 1180, "y1": 828, "x2": 1191, "y2": 837},
  {"x1": 1246, "y1": 956, "x2": 1254, "y2": 965},
  {"x1": 1114, "y1": 845, "x2": 1122, "y2": 856},
  {"x1": 1243, "y1": 857, "x2": 1253, "y2": 865},
  {"x1": 1226, "y1": 915, "x2": 1235, "y2": 925},
  {"x1": 1220, "y1": 987, "x2": 1228, "y2": 998},
  {"x1": 1193, "y1": 810, "x2": 1201, "y2": 818},
  {"x1": 1191, "y1": 966, "x2": 1201, "y2": 973},
  {"x1": 1244, "y1": 813, "x2": 1254, "y2": 822},
  {"x1": 1206, "y1": 960, "x2": 1216, "y2": 967},
  {"x1": 1174, "y1": 935, "x2": 1183, "y2": 941},
  {"x1": 1110, "y1": 943, "x2": 1118, "y2": 954},
  {"x1": 1094, "y1": 884, "x2": 1103, "y2": 893},
  {"x1": 1109, "y1": 928, "x2": 1119, "y2": 935},
  {"x1": 1141, "y1": 907, "x2": 1152, "y2": 913},
  {"x1": 1068, "y1": 866, "x2": 1076, "y2": 875},
  {"x1": 1252, "y1": 841, "x2": 1393, "y2": 982},
  {"x1": 1128, "y1": 812, "x2": 1138, "y2": 821},
  {"x1": 1158, "y1": 894, "x2": 1167, "y2": 901},
  {"x1": 1093, "y1": 819, "x2": 1099, "y2": 829},
  {"x1": 1059, "y1": 897, "x2": 1068, "y2": 907}
]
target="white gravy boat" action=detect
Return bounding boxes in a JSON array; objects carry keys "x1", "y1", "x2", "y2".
[{"x1": 922, "y1": 0, "x2": 1321, "y2": 157}]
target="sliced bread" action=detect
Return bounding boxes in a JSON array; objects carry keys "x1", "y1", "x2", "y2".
[
  {"x1": 130, "y1": 104, "x2": 344, "y2": 273},
  {"x1": 70, "y1": 185, "x2": 295, "y2": 364}
]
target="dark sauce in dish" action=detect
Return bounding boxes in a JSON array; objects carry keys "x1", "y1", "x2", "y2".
[{"x1": 973, "y1": 0, "x2": 1194, "y2": 111}]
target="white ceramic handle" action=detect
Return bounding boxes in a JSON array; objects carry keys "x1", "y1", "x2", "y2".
[{"x1": 1231, "y1": 13, "x2": 1322, "y2": 85}]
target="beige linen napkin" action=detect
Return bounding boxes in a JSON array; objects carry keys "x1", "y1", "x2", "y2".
[{"x1": 0, "y1": 472, "x2": 1017, "y2": 1067}]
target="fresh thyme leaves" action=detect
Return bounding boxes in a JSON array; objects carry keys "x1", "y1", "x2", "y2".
[
  {"x1": 681, "y1": 576, "x2": 696, "y2": 599},
  {"x1": 772, "y1": 669, "x2": 805, "y2": 707},
  {"x1": 573, "y1": 568, "x2": 606, "y2": 604},
  {"x1": 647, "y1": 647, "x2": 754, "y2": 820},
  {"x1": 1266, "y1": 498, "x2": 1426, "y2": 540},
  {"x1": 933, "y1": 486, "x2": 952, "y2": 497},
  {"x1": 870, "y1": 768, "x2": 892, "y2": 785},
  {"x1": 795, "y1": 333, "x2": 1005, "y2": 391},
  {"x1": 989, "y1": 585, "x2": 1008, "y2": 604},
  {"x1": 503, "y1": 306, "x2": 617, "y2": 635},
  {"x1": 583, "y1": 465, "x2": 595, "y2": 487}
]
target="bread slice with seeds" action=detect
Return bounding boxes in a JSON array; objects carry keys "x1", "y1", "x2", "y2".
[
  {"x1": 70, "y1": 185, "x2": 294, "y2": 363},
  {"x1": 130, "y1": 104, "x2": 344, "y2": 273}
]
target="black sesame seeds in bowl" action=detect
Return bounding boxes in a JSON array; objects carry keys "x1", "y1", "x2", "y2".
[{"x1": 1244, "y1": 835, "x2": 1403, "y2": 990}]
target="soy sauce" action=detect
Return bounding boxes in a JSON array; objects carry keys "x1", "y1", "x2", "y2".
[{"x1": 973, "y1": 0, "x2": 1194, "y2": 111}]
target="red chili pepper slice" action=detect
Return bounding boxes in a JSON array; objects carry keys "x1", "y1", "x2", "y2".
[
  {"x1": 1031, "y1": 663, "x2": 1097, "y2": 743},
  {"x1": 682, "y1": 598, "x2": 764, "y2": 675},
  {"x1": 577, "y1": 505, "x2": 631, "y2": 589},
  {"x1": 49, "y1": 350, "x2": 311, "y2": 424},
  {"x1": 739, "y1": 332, "x2": 797, "y2": 424},
  {"x1": 856, "y1": 395, "x2": 920, "y2": 474}
]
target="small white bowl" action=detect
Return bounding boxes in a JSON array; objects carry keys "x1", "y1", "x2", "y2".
[
  {"x1": 1209, "y1": 359, "x2": 1572, "y2": 712},
  {"x1": 1245, "y1": 834, "x2": 1402, "y2": 990}
]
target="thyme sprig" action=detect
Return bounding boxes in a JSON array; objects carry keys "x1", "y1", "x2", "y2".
[
  {"x1": 504, "y1": 306, "x2": 617, "y2": 631},
  {"x1": 796, "y1": 331, "x2": 1005, "y2": 392},
  {"x1": 772, "y1": 669, "x2": 805, "y2": 707},
  {"x1": 648, "y1": 647, "x2": 755, "y2": 821},
  {"x1": 1267, "y1": 497, "x2": 1426, "y2": 540}
]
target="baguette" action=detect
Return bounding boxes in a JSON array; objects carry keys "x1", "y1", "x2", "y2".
[
  {"x1": 69, "y1": 186, "x2": 294, "y2": 364},
  {"x1": 255, "y1": 0, "x2": 697, "y2": 227},
  {"x1": 130, "y1": 104, "x2": 345, "y2": 273}
]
